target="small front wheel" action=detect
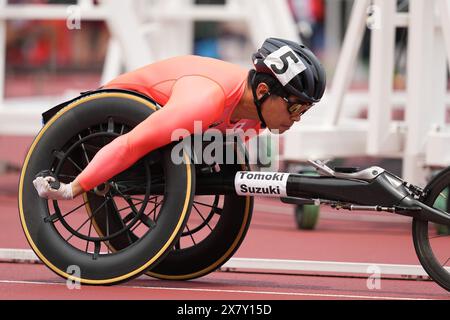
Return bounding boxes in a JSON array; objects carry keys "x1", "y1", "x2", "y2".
[
  {"x1": 295, "y1": 205, "x2": 320, "y2": 230},
  {"x1": 412, "y1": 166, "x2": 450, "y2": 292}
]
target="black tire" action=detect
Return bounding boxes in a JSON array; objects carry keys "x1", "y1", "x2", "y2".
[
  {"x1": 148, "y1": 154, "x2": 253, "y2": 280},
  {"x1": 18, "y1": 91, "x2": 195, "y2": 285},
  {"x1": 293, "y1": 169, "x2": 320, "y2": 230},
  {"x1": 92, "y1": 139, "x2": 254, "y2": 280},
  {"x1": 412, "y1": 166, "x2": 450, "y2": 292},
  {"x1": 295, "y1": 204, "x2": 319, "y2": 230}
]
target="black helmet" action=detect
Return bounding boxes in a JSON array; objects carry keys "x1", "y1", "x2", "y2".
[{"x1": 252, "y1": 38, "x2": 326, "y2": 104}]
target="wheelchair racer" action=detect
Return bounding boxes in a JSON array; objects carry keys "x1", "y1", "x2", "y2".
[{"x1": 33, "y1": 37, "x2": 326, "y2": 200}]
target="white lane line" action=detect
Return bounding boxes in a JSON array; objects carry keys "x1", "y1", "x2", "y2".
[
  {"x1": 222, "y1": 258, "x2": 432, "y2": 277},
  {"x1": 125, "y1": 284, "x2": 432, "y2": 300},
  {"x1": 0, "y1": 249, "x2": 433, "y2": 278},
  {"x1": 0, "y1": 279, "x2": 434, "y2": 300}
]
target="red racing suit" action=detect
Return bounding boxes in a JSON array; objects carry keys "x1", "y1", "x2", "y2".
[{"x1": 77, "y1": 55, "x2": 260, "y2": 191}]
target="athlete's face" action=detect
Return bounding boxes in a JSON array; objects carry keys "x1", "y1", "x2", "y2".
[
  {"x1": 262, "y1": 95, "x2": 310, "y2": 134},
  {"x1": 255, "y1": 83, "x2": 312, "y2": 133}
]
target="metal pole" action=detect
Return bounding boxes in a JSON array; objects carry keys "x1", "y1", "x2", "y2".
[
  {"x1": 269, "y1": 0, "x2": 301, "y2": 41},
  {"x1": 102, "y1": 0, "x2": 153, "y2": 70},
  {"x1": 101, "y1": 39, "x2": 122, "y2": 84},
  {"x1": 438, "y1": 0, "x2": 450, "y2": 74},
  {"x1": 324, "y1": 0, "x2": 343, "y2": 73},
  {"x1": 366, "y1": 0, "x2": 396, "y2": 155},
  {"x1": 404, "y1": 0, "x2": 444, "y2": 184},
  {"x1": 325, "y1": 0, "x2": 370, "y2": 126}
]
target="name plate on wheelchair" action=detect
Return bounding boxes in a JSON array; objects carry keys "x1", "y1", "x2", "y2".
[{"x1": 235, "y1": 171, "x2": 290, "y2": 197}]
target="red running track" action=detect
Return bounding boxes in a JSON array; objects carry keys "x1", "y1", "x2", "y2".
[{"x1": 0, "y1": 135, "x2": 449, "y2": 299}]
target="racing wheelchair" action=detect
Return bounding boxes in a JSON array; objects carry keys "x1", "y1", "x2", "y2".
[{"x1": 19, "y1": 90, "x2": 450, "y2": 291}]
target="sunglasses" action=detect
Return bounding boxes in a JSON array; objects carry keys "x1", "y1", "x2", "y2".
[{"x1": 282, "y1": 97, "x2": 313, "y2": 116}]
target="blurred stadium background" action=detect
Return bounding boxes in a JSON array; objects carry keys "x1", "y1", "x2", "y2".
[{"x1": 0, "y1": 1, "x2": 449, "y2": 299}]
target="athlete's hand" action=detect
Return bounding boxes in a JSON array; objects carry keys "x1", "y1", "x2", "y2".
[{"x1": 33, "y1": 176, "x2": 73, "y2": 200}]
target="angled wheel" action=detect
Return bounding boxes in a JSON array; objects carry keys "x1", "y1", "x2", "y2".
[
  {"x1": 90, "y1": 138, "x2": 254, "y2": 280},
  {"x1": 19, "y1": 91, "x2": 195, "y2": 285},
  {"x1": 295, "y1": 204, "x2": 320, "y2": 230},
  {"x1": 433, "y1": 188, "x2": 450, "y2": 235},
  {"x1": 294, "y1": 168, "x2": 320, "y2": 230},
  {"x1": 148, "y1": 144, "x2": 254, "y2": 280},
  {"x1": 413, "y1": 166, "x2": 450, "y2": 292}
]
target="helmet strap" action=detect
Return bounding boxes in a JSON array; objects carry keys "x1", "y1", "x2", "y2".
[{"x1": 251, "y1": 73, "x2": 270, "y2": 128}]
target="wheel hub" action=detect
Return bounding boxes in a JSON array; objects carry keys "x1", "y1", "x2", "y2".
[{"x1": 94, "y1": 182, "x2": 110, "y2": 196}]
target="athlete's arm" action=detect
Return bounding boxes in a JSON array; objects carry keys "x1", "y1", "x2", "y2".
[{"x1": 76, "y1": 76, "x2": 226, "y2": 191}]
